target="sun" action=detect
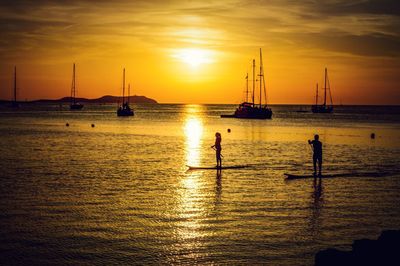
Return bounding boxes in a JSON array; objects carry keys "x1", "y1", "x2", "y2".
[{"x1": 172, "y1": 48, "x2": 214, "y2": 68}]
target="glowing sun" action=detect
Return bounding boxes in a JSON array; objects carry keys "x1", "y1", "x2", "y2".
[{"x1": 173, "y1": 48, "x2": 214, "y2": 68}]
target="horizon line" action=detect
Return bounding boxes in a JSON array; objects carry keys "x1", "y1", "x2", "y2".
[{"x1": 1, "y1": 99, "x2": 399, "y2": 107}]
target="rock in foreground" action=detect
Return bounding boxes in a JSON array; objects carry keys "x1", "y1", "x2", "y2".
[{"x1": 315, "y1": 230, "x2": 400, "y2": 266}]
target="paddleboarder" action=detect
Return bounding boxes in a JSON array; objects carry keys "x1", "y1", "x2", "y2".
[
  {"x1": 308, "y1": 134, "x2": 322, "y2": 176},
  {"x1": 211, "y1": 132, "x2": 222, "y2": 168}
]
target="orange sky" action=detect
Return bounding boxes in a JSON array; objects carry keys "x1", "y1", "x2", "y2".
[{"x1": 0, "y1": 1, "x2": 399, "y2": 104}]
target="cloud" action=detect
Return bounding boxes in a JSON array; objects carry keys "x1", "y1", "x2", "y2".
[
  {"x1": 312, "y1": 0, "x2": 400, "y2": 16},
  {"x1": 288, "y1": 31, "x2": 400, "y2": 57},
  {"x1": 0, "y1": 0, "x2": 399, "y2": 62}
]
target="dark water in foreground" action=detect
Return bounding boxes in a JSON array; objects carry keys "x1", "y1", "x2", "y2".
[{"x1": 1, "y1": 104, "x2": 400, "y2": 265}]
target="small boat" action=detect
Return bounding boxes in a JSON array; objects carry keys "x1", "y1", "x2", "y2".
[
  {"x1": 221, "y1": 48, "x2": 272, "y2": 119},
  {"x1": 11, "y1": 66, "x2": 19, "y2": 108},
  {"x1": 117, "y1": 68, "x2": 134, "y2": 117},
  {"x1": 70, "y1": 63, "x2": 83, "y2": 110},
  {"x1": 312, "y1": 68, "x2": 333, "y2": 113}
]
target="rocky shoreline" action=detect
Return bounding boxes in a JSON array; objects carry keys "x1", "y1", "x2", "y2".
[{"x1": 315, "y1": 230, "x2": 400, "y2": 266}]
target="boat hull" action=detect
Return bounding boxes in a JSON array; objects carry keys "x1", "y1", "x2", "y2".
[
  {"x1": 311, "y1": 105, "x2": 333, "y2": 113},
  {"x1": 70, "y1": 103, "x2": 83, "y2": 110},
  {"x1": 117, "y1": 106, "x2": 134, "y2": 116},
  {"x1": 234, "y1": 107, "x2": 272, "y2": 119},
  {"x1": 221, "y1": 104, "x2": 272, "y2": 119}
]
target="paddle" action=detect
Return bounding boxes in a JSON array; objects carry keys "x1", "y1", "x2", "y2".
[
  {"x1": 308, "y1": 140, "x2": 314, "y2": 153},
  {"x1": 308, "y1": 143, "x2": 313, "y2": 153},
  {"x1": 211, "y1": 146, "x2": 224, "y2": 158}
]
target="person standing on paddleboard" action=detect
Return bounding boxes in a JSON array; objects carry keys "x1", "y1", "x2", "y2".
[
  {"x1": 308, "y1": 134, "x2": 322, "y2": 176},
  {"x1": 211, "y1": 132, "x2": 222, "y2": 168}
]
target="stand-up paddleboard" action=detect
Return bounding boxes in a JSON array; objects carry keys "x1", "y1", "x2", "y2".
[
  {"x1": 187, "y1": 165, "x2": 248, "y2": 170},
  {"x1": 285, "y1": 171, "x2": 390, "y2": 180},
  {"x1": 285, "y1": 173, "x2": 339, "y2": 179}
]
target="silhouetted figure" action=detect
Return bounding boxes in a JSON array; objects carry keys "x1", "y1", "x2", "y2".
[
  {"x1": 211, "y1": 132, "x2": 222, "y2": 168},
  {"x1": 308, "y1": 134, "x2": 322, "y2": 175}
]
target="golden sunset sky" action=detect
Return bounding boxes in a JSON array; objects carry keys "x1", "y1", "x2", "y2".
[{"x1": 0, "y1": 0, "x2": 399, "y2": 104}]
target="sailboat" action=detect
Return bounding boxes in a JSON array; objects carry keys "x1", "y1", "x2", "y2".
[
  {"x1": 117, "y1": 68, "x2": 134, "y2": 116},
  {"x1": 70, "y1": 63, "x2": 84, "y2": 110},
  {"x1": 221, "y1": 48, "x2": 272, "y2": 119},
  {"x1": 312, "y1": 68, "x2": 333, "y2": 113},
  {"x1": 11, "y1": 66, "x2": 19, "y2": 108}
]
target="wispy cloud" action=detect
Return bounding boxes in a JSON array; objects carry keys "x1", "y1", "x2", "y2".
[
  {"x1": 1, "y1": 0, "x2": 399, "y2": 60},
  {"x1": 0, "y1": 0, "x2": 399, "y2": 103}
]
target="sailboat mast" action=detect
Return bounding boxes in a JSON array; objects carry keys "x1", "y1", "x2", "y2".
[
  {"x1": 327, "y1": 71, "x2": 333, "y2": 107},
  {"x1": 122, "y1": 68, "x2": 125, "y2": 105},
  {"x1": 252, "y1": 59, "x2": 255, "y2": 106},
  {"x1": 14, "y1": 66, "x2": 17, "y2": 103},
  {"x1": 323, "y1": 67, "x2": 327, "y2": 107},
  {"x1": 259, "y1": 48, "x2": 263, "y2": 108},
  {"x1": 245, "y1": 73, "x2": 248, "y2": 102},
  {"x1": 316, "y1": 83, "x2": 318, "y2": 105},
  {"x1": 127, "y1": 83, "x2": 130, "y2": 105},
  {"x1": 73, "y1": 63, "x2": 76, "y2": 104}
]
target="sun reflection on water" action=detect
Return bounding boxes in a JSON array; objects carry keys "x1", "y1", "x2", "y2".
[
  {"x1": 183, "y1": 106, "x2": 204, "y2": 166},
  {"x1": 173, "y1": 105, "x2": 207, "y2": 257}
]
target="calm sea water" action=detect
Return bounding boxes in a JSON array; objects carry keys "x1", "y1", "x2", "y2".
[{"x1": 1, "y1": 104, "x2": 400, "y2": 265}]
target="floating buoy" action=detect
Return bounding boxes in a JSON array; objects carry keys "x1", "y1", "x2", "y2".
[
  {"x1": 91, "y1": 124, "x2": 95, "y2": 128},
  {"x1": 371, "y1": 133, "x2": 375, "y2": 139},
  {"x1": 227, "y1": 128, "x2": 231, "y2": 133},
  {"x1": 66, "y1": 123, "x2": 69, "y2": 127}
]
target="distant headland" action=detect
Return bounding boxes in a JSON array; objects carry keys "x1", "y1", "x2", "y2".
[{"x1": 0, "y1": 95, "x2": 158, "y2": 104}]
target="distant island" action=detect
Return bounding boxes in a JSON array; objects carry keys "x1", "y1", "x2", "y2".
[{"x1": 0, "y1": 95, "x2": 157, "y2": 104}]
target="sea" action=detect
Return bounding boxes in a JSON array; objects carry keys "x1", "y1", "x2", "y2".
[{"x1": 1, "y1": 103, "x2": 400, "y2": 265}]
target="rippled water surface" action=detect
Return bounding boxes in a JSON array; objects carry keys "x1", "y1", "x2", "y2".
[{"x1": 1, "y1": 104, "x2": 400, "y2": 265}]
